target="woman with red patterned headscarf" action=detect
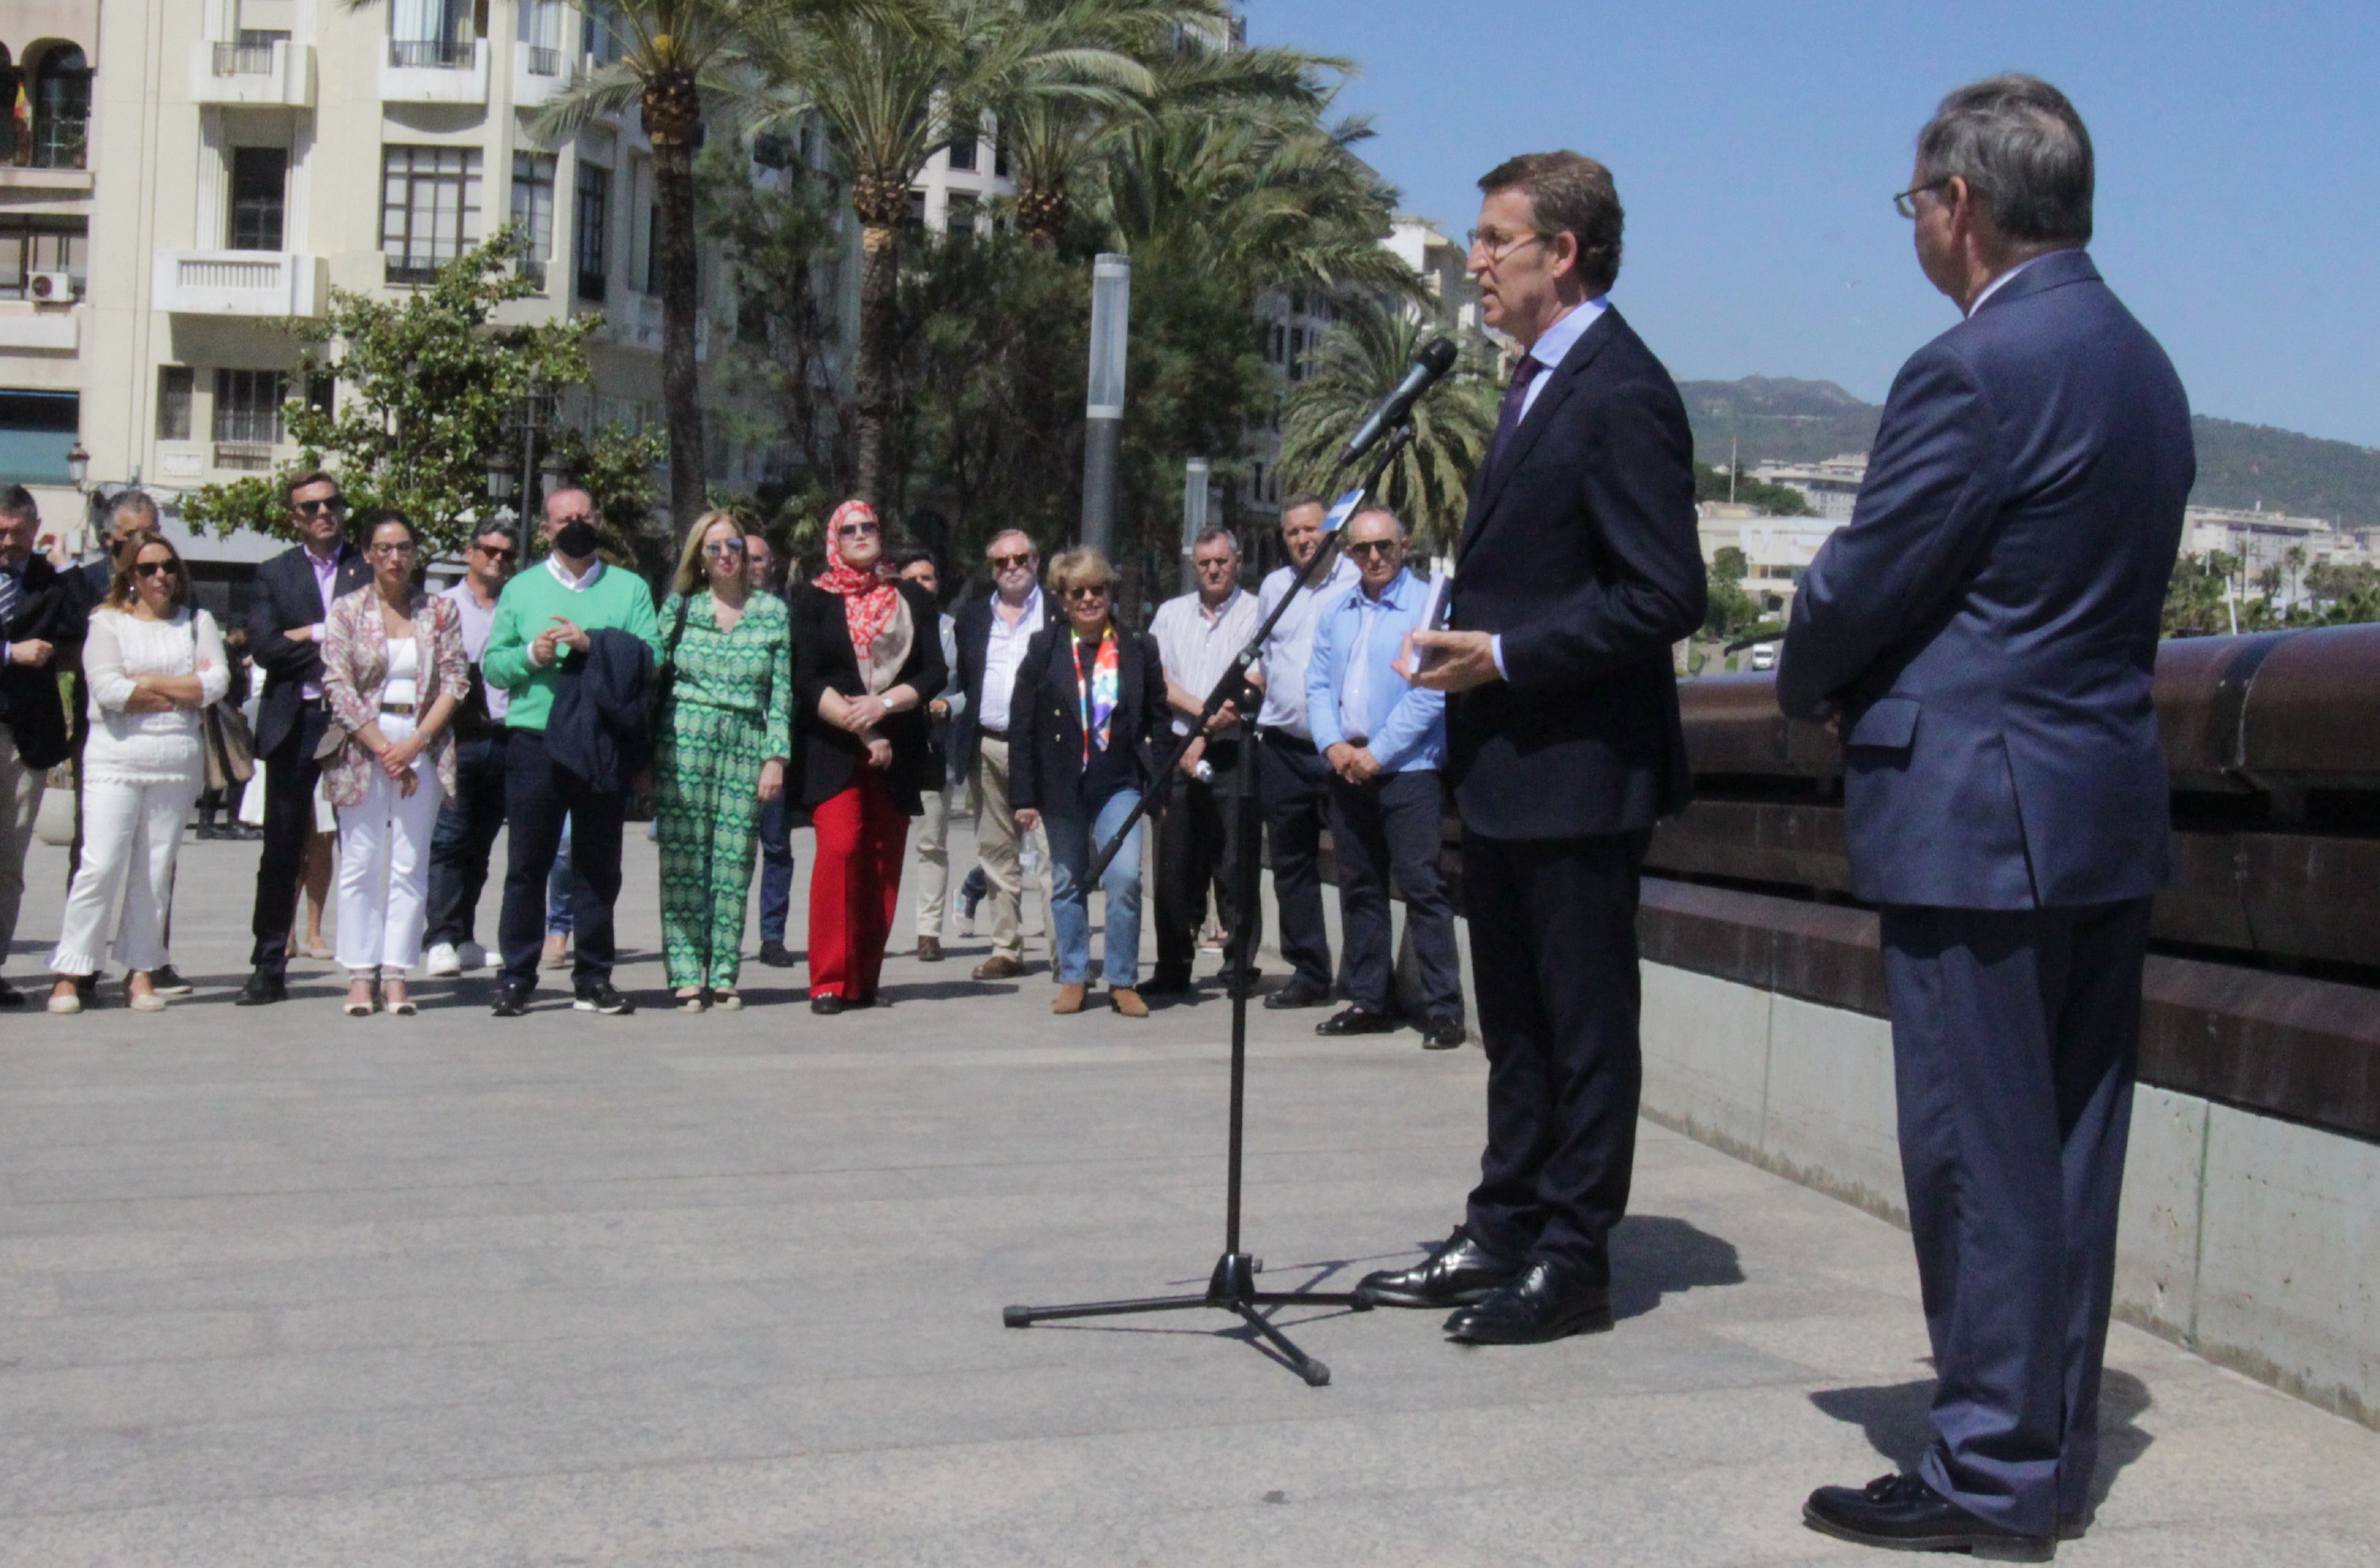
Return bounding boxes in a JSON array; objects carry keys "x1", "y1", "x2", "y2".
[{"x1": 788, "y1": 502, "x2": 947, "y2": 1014}]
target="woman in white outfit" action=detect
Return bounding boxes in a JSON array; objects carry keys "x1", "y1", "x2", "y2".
[
  {"x1": 48, "y1": 532, "x2": 227, "y2": 1013},
  {"x1": 321, "y1": 510, "x2": 467, "y2": 1016}
]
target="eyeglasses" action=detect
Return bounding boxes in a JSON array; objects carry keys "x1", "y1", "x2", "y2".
[
  {"x1": 1466, "y1": 227, "x2": 1549, "y2": 262},
  {"x1": 837, "y1": 522, "x2": 880, "y2": 539},
  {"x1": 989, "y1": 551, "x2": 1033, "y2": 571},
  {"x1": 292, "y1": 498, "x2": 346, "y2": 518},
  {"x1": 472, "y1": 543, "x2": 517, "y2": 562},
  {"x1": 1345, "y1": 539, "x2": 1401, "y2": 559},
  {"x1": 702, "y1": 539, "x2": 747, "y2": 557},
  {"x1": 1062, "y1": 584, "x2": 1109, "y2": 600},
  {"x1": 1893, "y1": 180, "x2": 1951, "y2": 219},
  {"x1": 368, "y1": 541, "x2": 418, "y2": 558},
  {"x1": 133, "y1": 559, "x2": 174, "y2": 578}
]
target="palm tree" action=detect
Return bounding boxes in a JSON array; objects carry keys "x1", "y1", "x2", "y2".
[
  {"x1": 1274, "y1": 299, "x2": 1498, "y2": 550},
  {"x1": 733, "y1": 0, "x2": 1145, "y2": 508}
]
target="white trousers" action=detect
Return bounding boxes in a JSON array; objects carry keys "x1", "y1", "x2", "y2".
[
  {"x1": 49, "y1": 773, "x2": 199, "y2": 976},
  {"x1": 334, "y1": 716, "x2": 445, "y2": 976}
]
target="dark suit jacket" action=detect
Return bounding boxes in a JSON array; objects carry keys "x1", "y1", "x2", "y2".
[
  {"x1": 544, "y1": 628, "x2": 655, "y2": 795},
  {"x1": 791, "y1": 580, "x2": 948, "y2": 813},
  {"x1": 1446, "y1": 307, "x2": 1706, "y2": 840},
  {"x1": 1006, "y1": 625, "x2": 1169, "y2": 823},
  {"x1": 950, "y1": 588, "x2": 1060, "y2": 776},
  {"x1": 248, "y1": 543, "x2": 369, "y2": 757},
  {"x1": 0, "y1": 554, "x2": 86, "y2": 769},
  {"x1": 1778, "y1": 250, "x2": 2193, "y2": 910}
]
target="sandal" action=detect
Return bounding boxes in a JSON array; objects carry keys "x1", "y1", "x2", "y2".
[
  {"x1": 710, "y1": 988, "x2": 742, "y2": 1012},
  {"x1": 344, "y1": 979, "x2": 378, "y2": 1018},
  {"x1": 675, "y1": 989, "x2": 708, "y2": 1013},
  {"x1": 383, "y1": 986, "x2": 416, "y2": 1017}
]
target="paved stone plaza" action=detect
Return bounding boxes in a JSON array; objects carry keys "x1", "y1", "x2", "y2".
[{"x1": 2, "y1": 826, "x2": 2376, "y2": 1566}]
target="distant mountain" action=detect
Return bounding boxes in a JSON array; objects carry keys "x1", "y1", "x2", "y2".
[{"x1": 1677, "y1": 377, "x2": 2380, "y2": 528}]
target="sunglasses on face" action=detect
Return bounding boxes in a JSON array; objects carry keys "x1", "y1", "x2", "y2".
[
  {"x1": 292, "y1": 499, "x2": 345, "y2": 518},
  {"x1": 1063, "y1": 584, "x2": 1109, "y2": 600},
  {"x1": 472, "y1": 543, "x2": 517, "y2": 562},
  {"x1": 990, "y1": 552, "x2": 1033, "y2": 570},
  {"x1": 837, "y1": 523, "x2": 880, "y2": 539},
  {"x1": 133, "y1": 559, "x2": 174, "y2": 578},
  {"x1": 702, "y1": 540, "x2": 747, "y2": 557},
  {"x1": 1346, "y1": 539, "x2": 1401, "y2": 559}
]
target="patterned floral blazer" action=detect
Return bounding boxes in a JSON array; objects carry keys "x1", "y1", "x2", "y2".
[{"x1": 320, "y1": 584, "x2": 471, "y2": 808}]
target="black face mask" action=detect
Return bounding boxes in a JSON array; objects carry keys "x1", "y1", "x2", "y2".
[{"x1": 552, "y1": 520, "x2": 600, "y2": 559}]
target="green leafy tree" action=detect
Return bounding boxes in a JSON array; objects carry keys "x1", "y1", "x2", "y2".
[
  {"x1": 1274, "y1": 299, "x2": 1498, "y2": 550},
  {"x1": 1691, "y1": 461, "x2": 1813, "y2": 516},
  {"x1": 181, "y1": 232, "x2": 657, "y2": 557}
]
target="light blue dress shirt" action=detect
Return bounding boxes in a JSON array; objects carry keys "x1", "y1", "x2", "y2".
[{"x1": 1306, "y1": 567, "x2": 1445, "y2": 774}]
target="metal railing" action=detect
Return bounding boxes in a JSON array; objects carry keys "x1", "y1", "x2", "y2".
[
  {"x1": 212, "y1": 441, "x2": 278, "y2": 471},
  {"x1": 389, "y1": 39, "x2": 476, "y2": 70},
  {"x1": 524, "y1": 46, "x2": 564, "y2": 76},
  {"x1": 383, "y1": 258, "x2": 445, "y2": 287},
  {"x1": 29, "y1": 118, "x2": 88, "y2": 170},
  {"x1": 212, "y1": 43, "x2": 278, "y2": 76}
]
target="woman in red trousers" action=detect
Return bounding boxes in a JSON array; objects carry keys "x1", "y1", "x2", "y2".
[{"x1": 790, "y1": 501, "x2": 947, "y2": 1014}]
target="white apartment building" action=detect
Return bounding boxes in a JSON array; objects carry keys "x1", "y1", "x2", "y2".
[
  {"x1": 2181, "y1": 503, "x2": 2368, "y2": 568},
  {"x1": 58, "y1": 0, "x2": 710, "y2": 569},
  {"x1": 0, "y1": 4, "x2": 97, "y2": 539},
  {"x1": 1747, "y1": 452, "x2": 1868, "y2": 521}
]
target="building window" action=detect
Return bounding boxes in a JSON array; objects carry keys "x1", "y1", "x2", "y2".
[
  {"x1": 518, "y1": 0, "x2": 567, "y2": 75},
  {"x1": 381, "y1": 145, "x2": 483, "y2": 285},
  {"x1": 510, "y1": 152, "x2": 557, "y2": 286},
  {"x1": 156, "y1": 367, "x2": 194, "y2": 441},
  {"x1": 0, "y1": 217, "x2": 88, "y2": 299},
  {"x1": 213, "y1": 369, "x2": 288, "y2": 445},
  {"x1": 946, "y1": 137, "x2": 978, "y2": 173},
  {"x1": 574, "y1": 162, "x2": 610, "y2": 300},
  {"x1": 0, "y1": 391, "x2": 80, "y2": 484},
  {"x1": 229, "y1": 148, "x2": 289, "y2": 252},
  {"x1": 30, "y1": 46, "x2": 92, "y2": 171},
  {"x1": 992, "y1": 137, "x2": 1007, "y2": 178},
  {"x1": 905, "y1": 189, "x2": 927, "y2": 231},
  {"x1": 945, "y1": 193, "x2": 977, "y2": 242},
  {"x1": 1287, "y1": 328, "x2": 1306, "y2": 383},
  {"x1": 643, "y1": 201, "x2": 661, "y2": 294},
  {"x1": 389, "y1": 0, "x2": 475, "y2": 68}
]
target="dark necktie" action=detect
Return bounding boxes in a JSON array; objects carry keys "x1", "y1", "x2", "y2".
[{"x1": 1486, "y1": 354, "x2": 1545, "y2": 475}]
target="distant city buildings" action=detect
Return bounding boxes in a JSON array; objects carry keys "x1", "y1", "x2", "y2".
[{"x1": 1745, "y1": 453, "x2": 1868, "y2": 521}]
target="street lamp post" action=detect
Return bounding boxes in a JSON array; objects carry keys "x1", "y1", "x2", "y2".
[{"x1": 1080, "y1": 253, "x2": 1131, "y2": 557}]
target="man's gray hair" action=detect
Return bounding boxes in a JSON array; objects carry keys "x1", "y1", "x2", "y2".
[
  {"x1": 1916, "y1": 74, "x2": 2094, "y2": 245},
  {"x1": 1349, "y1": 507, "x2": 1407, "y2": 537},
  {"x1": 1192, "y1": 525, "x2": 1240, "y2": 555}
]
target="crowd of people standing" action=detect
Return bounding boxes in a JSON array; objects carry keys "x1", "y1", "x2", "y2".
[{"x1": 1, "y1": 468, "x2": 1456, "y2": 1038}]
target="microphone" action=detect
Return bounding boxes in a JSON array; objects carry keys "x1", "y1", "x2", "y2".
[{"x1": 1339, "y1": 336, "x2": 1459, "y2": 464}]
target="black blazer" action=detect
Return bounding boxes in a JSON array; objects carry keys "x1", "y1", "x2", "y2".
[
  {"x1": 0, "y1": 554, "x2": 87, "y2": 769},
  {"x1": 248, "y1": 542, "x2": 370, "y2": 757},
  {"x1": 1006, "y1": 625, "x2": 1169, "y2": 822},
  {"x1": 790, "y1": 579, "x2": 948, "y2": 813},
  {"x1": 1447, "y1": 307, "x2": 1706, "y2": 840},
  {"x1": 950, "y1": 587, "x2": 1060, "y2": 775}
]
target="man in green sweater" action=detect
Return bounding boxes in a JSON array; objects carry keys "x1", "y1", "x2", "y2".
[{"x1": 483, "y1": 486, "x2": 662, "y2": 1016}]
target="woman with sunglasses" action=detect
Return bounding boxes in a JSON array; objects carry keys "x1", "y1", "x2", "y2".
[
  {"x1": 320, "y1": 510, "x2": 469, "y2": 1016},
  {"x1": 790, "y1": 501, "x2": 945, "y2": 1014},
  {"x1": 47, "y1": 531, "x2": 228, "y2": 1013},
  {"x1": 652, "y1": 510, "x2": 793, "y2": 1011},
  {"x1": 1007, "y1": 547, "x2": 1169, "y2": 1018}
]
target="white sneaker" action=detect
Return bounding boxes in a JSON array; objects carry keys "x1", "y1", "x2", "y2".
[
  {"x1": 457, "y1": 941, "x2": 487, "y2": 972},
  {"x1": 424, "y1": 943, "x2": 463, "y2": 978}
]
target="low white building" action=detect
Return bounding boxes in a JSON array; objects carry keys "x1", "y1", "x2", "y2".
[{"x1": 1747, "y1": 452, "x2": 1868, "y2": 521}]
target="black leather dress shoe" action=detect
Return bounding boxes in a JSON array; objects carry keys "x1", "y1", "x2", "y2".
[
  {"x1": 1443, "y1": 1259, "x2": 1613, "y2": 1344},
  {"x1": 1421, "y1": 1015, "x2": 1466, "y2": 1050},
  {"x1": 1355, "y1": 1226, "x2": 1522, "y2": 1308},
  {"x1": 1803, "y1": 1473, "x2": 2053, "y2": 1562},
  {"x1": 234, "y1": 970, "x2": 287, "y2": 1006},
  {"x1": 811, "y1": 994, "x2": 847, "y2": 1015},
  {"x1": 1140, "y1": 967, "x2": 1193, "y2": 996},
  {"x1": 491, "y1": 985, "x2": 533, "y2": 1017},
  {"x1": 1316, "y1": 1005, "x2": 1395, "y2": 1037},
  {"x1": 1262, "y1": 978, "x2": 1329, "y2": 1010},
  {"x1": 757, "y1": 941, "x2": 796, "y2": 968},
  {"x1": 0, "y1": 977, "x2": 23, "y2": 1007}
]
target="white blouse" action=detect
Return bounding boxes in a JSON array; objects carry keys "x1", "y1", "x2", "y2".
[{"x1": 82, "y1": 607, "x2": 231, "y2": 785}]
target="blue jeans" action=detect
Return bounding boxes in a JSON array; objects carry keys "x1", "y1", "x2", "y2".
[
  {"x1": 756, "y1": 789, "x2": 793, "y2": 945},
  {"x1": 1046, "y1": 789, "x2": 1144, "y2": 988},
  {"x1": 546, "y1": 817, "x2": 589, "y2": 936}
]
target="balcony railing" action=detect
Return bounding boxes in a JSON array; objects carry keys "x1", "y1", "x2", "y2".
[
  {"x1": 29, "y1": 119, "x2": 88, "y2": 172},
  {"x1": 214, "y1": 43, "x2": 277, "y2": 75},
  {"x1": 390, "y1": 39, "x2": 476, "y2": 69},
  {"x1": 212, "y1": 441, "x2": 279, "y2": 472},
  {"x1": 190, "y1": 39, "x2": 316, "y2": 107},
  {"x1": 380, "y1": 37, "x2": 490, "y2": 104},
  {"x1": 525, "y1": 46, "x2": 564, "y2": 76},
  {"x1": 152, "y1": 250, "x2": 327, "y2": 317}
]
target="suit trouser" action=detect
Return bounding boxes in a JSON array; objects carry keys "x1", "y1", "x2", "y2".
[
  {"x1": 496, "y1": 728, "x2": 625, "y2": 992},
  {"x1": 333, "y1": 713, "x2": 445, "y2": 976},
  {"x1": 248, "y1": 705, "x2": 331, "y2": 975},
  {"x1": 1880, "y1": 898, "x2": 2148, "y2": 1539},
  {"x1": 1328, "y1": 768, "x2": 1461, "y2": 1022},
  {"x1": 423, "y1": 731, "x2": 507, "y2": 950},
  {"x1": 1154, "y1": 739, "x2": 1254, "y2": 979},
  {"x1": 756, "y1": 790, "x2": 794, "y2": 946},
  {"x1": 972, "y1": 736, "x2": 1052, "y2": 963},
  {"x1": 1462, "y1": 829, "x2": 1649, "y2": 1283},
  {"x1": 1256, "y1": 732, "x2": 1333, "y2": 993},
  {"x1": 0, "y1": 725, "x2": 44, "y2": 972}
]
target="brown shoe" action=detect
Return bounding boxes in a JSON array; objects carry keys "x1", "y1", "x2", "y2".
[
  {"x1": 918, "y1": 936, "x2": 945, "y2": 962},
  {"x1": 1052, "y1": 982, "x2": 1089, "y2": 1015},
  {"x1": 973, "y1": 955, "x2": 1026, "y2": 981},
  {"x1": 1110, "y1": 987, "x2": 1148, "y2": 1019}
]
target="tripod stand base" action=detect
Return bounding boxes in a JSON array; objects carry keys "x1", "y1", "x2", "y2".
[{"x1": 1003, "y1": 1253, "x2": 1372, "y2": 1387}]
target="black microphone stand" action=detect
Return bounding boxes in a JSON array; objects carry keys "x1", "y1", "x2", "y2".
[{"x1": 1001, "y1": 426, "x2": 1418, "y2": 1386}]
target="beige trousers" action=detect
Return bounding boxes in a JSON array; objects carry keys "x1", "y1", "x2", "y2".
[
  {"x1": 973, "y1": 736, "x2": 1052, "y2": 962},
  {"x1": 913, "y1": 785, "x2": 949, "y2": 938},
  {"x1": 0, "y1": 726, "x2": 44, "y2": 967}
]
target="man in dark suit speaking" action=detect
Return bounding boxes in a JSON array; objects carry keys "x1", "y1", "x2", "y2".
[
  {"x1": 1782, "y1": 78, "x2": 2192, "y2": 1560},
  {"x1": 1363, "y1": 152, "x2": 1705, "y2": 1344}
]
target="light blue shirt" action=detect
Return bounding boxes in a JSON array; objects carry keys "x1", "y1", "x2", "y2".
[
  {"x1": 1306, "y1": 567, "x2": 1445, "y2": 774},
  {"x1": 1490, "y1": 295, "x2": 1608, "y2": 680}
]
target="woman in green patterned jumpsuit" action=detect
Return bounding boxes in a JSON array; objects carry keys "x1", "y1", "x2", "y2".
[{"x1": 654, "y1": 511, "x2": 794, "y2": 1011}]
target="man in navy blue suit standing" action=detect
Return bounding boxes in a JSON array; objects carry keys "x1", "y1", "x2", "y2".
[
  {"x1": 1782, "y1": 77, "x2": 2192, "y2": 1560},
  {"x1": 1360, "y1": 151, "x2": 1706, "y2": 1344}
]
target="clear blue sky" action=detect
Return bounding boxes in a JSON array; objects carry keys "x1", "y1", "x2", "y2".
[{"x1": 1248, "y1": 0, "x2": 2380, "y2": 447}]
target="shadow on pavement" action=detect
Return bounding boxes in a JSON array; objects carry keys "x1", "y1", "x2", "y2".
[
  {"x1": 1609, "y1": 1213, "x2": 1747, "y2": 1320},
  {"x1": 1809, "y1": 1368, "x2": 2154, "y2": 1510}
]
